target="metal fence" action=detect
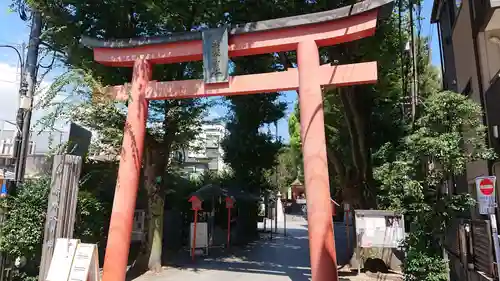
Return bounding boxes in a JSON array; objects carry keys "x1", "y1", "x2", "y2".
[
  {"x1": 471, "y1": 219, "x2": 494, "y2": 277},
  {"x1": 445, "y1": 218, "x2": 495, "y2": 278},
  {"x1": 444, "y1": 218, "x2": 461, "y2": 257}
]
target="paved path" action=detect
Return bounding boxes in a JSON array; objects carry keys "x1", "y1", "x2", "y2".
[
  {"x1": 134, "y1": 216, "x2": 311, "y2": 281},
  {"x1": 132, "y1": 215, "x2": 402, "y2": 281}
]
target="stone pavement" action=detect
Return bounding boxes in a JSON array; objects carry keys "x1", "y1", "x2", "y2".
[{"x1": 132, "y1": 215, "x2": 402, "y2": 281}]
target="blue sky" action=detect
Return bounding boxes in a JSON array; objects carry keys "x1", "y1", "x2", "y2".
[{"x1": 0, "y1": 0, "x2": 439, "y2": 142}]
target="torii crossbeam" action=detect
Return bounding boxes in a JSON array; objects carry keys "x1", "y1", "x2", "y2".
[{"x1": 82, "y1": 1, "x2": 394, "y2": 281}]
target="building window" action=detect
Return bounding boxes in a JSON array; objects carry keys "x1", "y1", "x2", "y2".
[
  {"x1": 28, "y1": 141, "x2": 35, "y2": 155},
  {"x1": 462, "y1": 80, "x2": 472, "y2": 97},
  {"x1": 206, "y1": 134, "x2": 219, "y2": 148},
  {"x1": 0, "y1": 139, "x2": 13, "y2": 156},
  {"x1": 447, "y1": 0, "x2": 456, "y2": 27},
  {"x1": 471, "y1": 0, "x2": 476, "y2": 19}
]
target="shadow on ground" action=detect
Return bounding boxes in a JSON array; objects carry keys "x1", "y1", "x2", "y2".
[
  {"x1": 162, "y1": 226, "x2": 312, "y2": 281},
  {"x1": 129, "y1": 216, "x2": 400, "y2": 281}
]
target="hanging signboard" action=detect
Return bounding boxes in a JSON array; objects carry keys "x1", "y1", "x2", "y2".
[
  {"x1": 475, "y1": 176, "x2": 497, "y2": 215},
  {"x1": 202, "y1": 26, "x2": 229, "y2": 84},
  {"x1": 354, "y1": 210, "x2": 405, "y2": 249}
]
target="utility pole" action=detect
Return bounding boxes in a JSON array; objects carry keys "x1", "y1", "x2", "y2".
[
  {"x1": 409, "y1": 0, "x2": 418, "y2": 124},
  {"x1": 13, "y1": 42, "x2": 26, "y2": 180},
  {"x1": 16, "y1": 11, "x2": 42, "y2": 183}
]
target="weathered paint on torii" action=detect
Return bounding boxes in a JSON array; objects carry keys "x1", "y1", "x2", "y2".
[{"x1": 82, "y1": 1, "x2": 394, "y2": 281}]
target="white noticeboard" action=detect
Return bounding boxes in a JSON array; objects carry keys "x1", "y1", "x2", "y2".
[
  {"x1": 296, "y1": 199, "x2": 306, "y2": 204},
  {"x1": 475, "y1": 176, "x2": 497, "y2": 215},
  {"x1": 190, "y1": 222, "x2": 208, "y2": 252},
  {"x1": 68, "y1": 243, "x2": 99, "y2": 281},
  {"x1": 354, "y1": 210, "x2": 405, "y2": 249},
  {"x1": 46, "y1": 239, "x2": 79, "y2": 281},
  {"x1": 45, "y1": 239, "x2": 100, "y2": 281}
]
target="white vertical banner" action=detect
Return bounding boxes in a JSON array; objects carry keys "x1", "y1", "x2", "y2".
[{"x1": 475, "y1": 176, "x2": 497, "y2": 215}]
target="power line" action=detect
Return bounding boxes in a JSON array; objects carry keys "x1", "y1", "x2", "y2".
[{"x1": 0, "y1": 40, "x2": 24, "y2": 47}]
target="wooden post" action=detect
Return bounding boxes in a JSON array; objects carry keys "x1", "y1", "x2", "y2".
[
  {"x1": 227, "y1": 209, "x2": 231, "y2": 247},
  {"x1": 192, "y1": 210, "x2": 198, "y2": 261},
  {"x1": 346, "y1": 209, "x2": 350, "y2": 256},
  {"x1": 39, "y1": 155, "x2": 83, "y2": 281}
]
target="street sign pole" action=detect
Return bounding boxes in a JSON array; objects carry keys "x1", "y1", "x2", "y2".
[
  {"x1": 225, "y1": 197, "x2": 235, "y2": 247},
  {"x1": 188, "y1": 196, "x2": 203, "y2": 262},
  {"x1": 192, "y1": 209, "x2": 198, "y2": 261},
  {"x1": 345, "y1": 203, "x2": 351, "y2": 256},
  {"x1": 283, "y1": 201, "x2": 287, "y2": 237},
  {"x1": 475, "y1": 176, "x2": 500, "y2": 278},
  {"x1": 490, "y1": 213, "x2": 500, "y2": 279}
]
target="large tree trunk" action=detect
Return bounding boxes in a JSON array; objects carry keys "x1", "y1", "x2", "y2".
[
  {"x1": 282, "y1": 47, "x2": 376, "y2": 208},
  {"x1": 328, "y1": 44, "x2": 377, "y2": 209},
  {"x1": 135, "y1": 118, "x2": 175, "y2": 272},
  {"x1": 345, "y1": 87, "x2": 377, "y2": 207},
  {"x1": 145, "y1": 148, "x2": 165, "y2": 272},
  {"x1": 134, "y1": 146, "x2": 166, "y2": 273},
  {"x1": 147, "y1": 192, "x2": 164, "y2": 271}
]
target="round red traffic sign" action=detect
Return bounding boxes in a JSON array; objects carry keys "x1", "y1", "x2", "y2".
[{"x1": 479, "y1": 178, "x2": 495, "y2": 196}]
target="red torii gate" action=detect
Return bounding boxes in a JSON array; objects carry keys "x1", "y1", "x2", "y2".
[{"x1": 82, "y1": 1, "x2": 393, "y2": 281}]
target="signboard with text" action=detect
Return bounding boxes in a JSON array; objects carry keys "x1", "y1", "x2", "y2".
[
  {"x1": 354, "y1": 210, "x2": 405, "y2": 248},
  {"x1": 68, "y1": 243, "x2": 99, "y2": 281},
  {"x1": 46, "y1": 239, "x2": 99, "y2": 281},
  {"x1": 475, "y1": 176, "x2": 497, "y2": 215},
  {"x1": 46, "y1": 239, "x2": 79, "y2": 281},
  {"x1": 190, "y1": 222, "x2": 208, "y2": 250},
  {"x1": 296, "y1": 198, "x2": 306, "y2": 204},
  {"x1": 202, "y1": 26, "x2": 229, "y2": 84}
]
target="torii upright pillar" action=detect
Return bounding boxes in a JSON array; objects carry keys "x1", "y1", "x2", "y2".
[
  {"x1": 103, "y1": 59, "x2": 151, "y2": 281},
  {"x1": 297, "y1": 40, "x2": 337, "y2": 278},
  {"x1": 81, "y1": 1, "x2": 394, "y2": 281}
]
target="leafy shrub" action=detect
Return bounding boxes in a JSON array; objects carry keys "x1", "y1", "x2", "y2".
[{"x1": 0, "y1": 177, "x2": 106, "y2": 281}]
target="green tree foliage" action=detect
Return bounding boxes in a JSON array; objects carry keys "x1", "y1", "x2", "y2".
[
  {"x1": 11, "y1": 0, "x2": 480, "y2": 279},
  {"x1": 221, "y1": 80, "x2": 285, "y2": 239},
  {"x1": 375, "y1": 91, "x2": 494, "y2": 281},
  {"x1": 287, "y1": 8, "x2": 416, "y2": 207},
  {"x1": 275, "y1": 146, "x2": 300, "y2": 194},
  {"x1": 0, "y1": 177, "x2": 105, "y2": 281},
  {"x1": 288, "y1": 103, "x2": 304, "y2": 179},
  {"x1": 17, "y1": 0, "x2": 213, "y2": 272},
  {"x1": 284, "y1": 1, "x2": 482, "y2": 279}
]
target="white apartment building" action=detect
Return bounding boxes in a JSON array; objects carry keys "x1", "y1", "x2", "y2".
[
  {"x1": 181, "y1": 123, "x2": 228, "y2": 179},
  {"x1": 0, "y1": 120, "x2": 69, "y2": 178},
  {"x1": 88, "y1": 122, "x2": 229, "y2": 179}
]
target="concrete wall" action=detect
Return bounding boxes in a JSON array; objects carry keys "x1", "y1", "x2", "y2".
[
  {"x1": 452, "y1": 0, "x2": 490, "y2": 187},
  {"x1": 439, "y1": 0, "x2": 459, "y2": 91}
]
